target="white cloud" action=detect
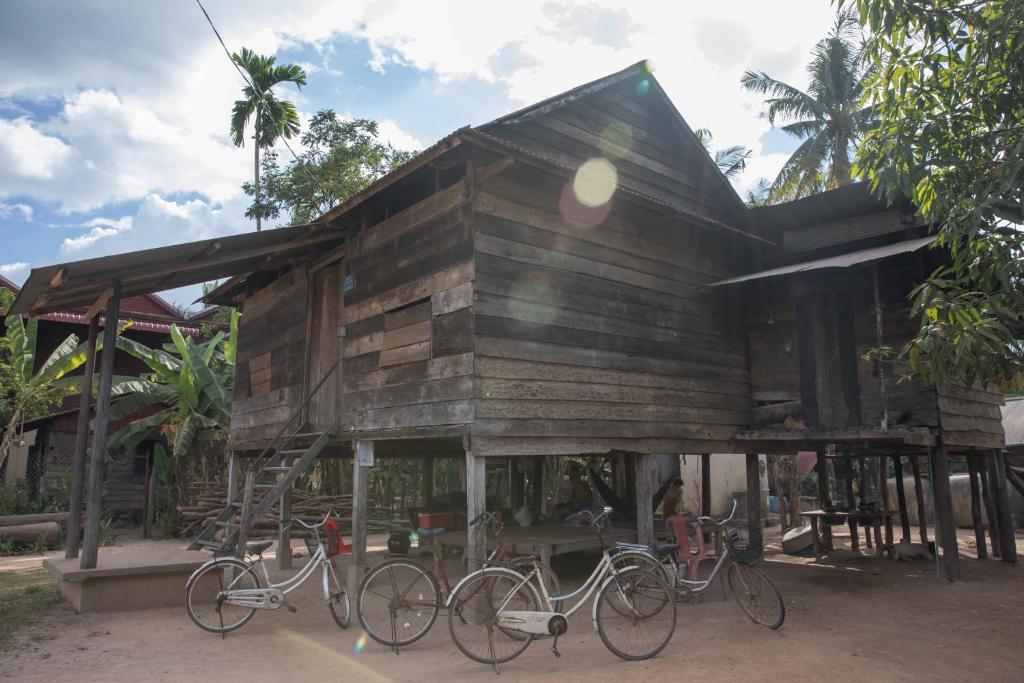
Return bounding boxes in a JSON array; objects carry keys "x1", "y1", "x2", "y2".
[
  {"x1": 0, "y1": 117, "x2": 72, "y2": 180},
  {"x1": 0, "y1": 202, "x2": 33, "y2": 221},
  {"x1": 376, "y1": 119, "x2": 424, "y2": 151},
  {"x1": 0, "y1": 262, "x2": 30, "y2": 281}
]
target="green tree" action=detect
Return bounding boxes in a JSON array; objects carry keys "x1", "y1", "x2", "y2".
[
  {"x1": 694, "y1": 128, "x2": 752, "y2": 179},
  {"x1": 0, "y1": 289, "x2": 97, "y2": 469},
  {"x1": 247, "y1": 111, "x2": 415, "y2": 225},
  {"x1": 106, "y1": 310, "x2": 239, "y2": 459},
  {"x1": 230, "y1": 47, "x2": 307, "y2": 232},
  {"x1": 843, "y1": 0, "x2": 1024, "y2": 388},
  {"x1": 741, "y1": 11, "x2": 876, "y2": 200}
]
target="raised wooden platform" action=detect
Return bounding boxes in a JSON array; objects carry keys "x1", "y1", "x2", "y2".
[
  {"x1": 43, "y1": 548, "x2": 206, "y2": 613},
  {"x1": 439, "y1": 521, "x2": 640, "y2": 566}
]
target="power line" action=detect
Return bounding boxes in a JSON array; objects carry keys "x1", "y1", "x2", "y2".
[{"x1": 193, "y1": 0, "x2": 333, "y2": 202}]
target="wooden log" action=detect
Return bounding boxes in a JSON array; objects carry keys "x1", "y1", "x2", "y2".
[
  {"x1": 0, "y1": 522, "x2": 60, "y2": 547},
  {"x1": 929, "y1": 443, "x2": 961, "y2": 581},
  {"x1": 81, "y1": 281, "x2": 121, "y2": 570},
  {"x1": 66, "y1": 315, "x2": 98, "y2": 559},
  {"x1": 0, "y1": 512, "x2": 71, "y2": 527},
  {"x1": 967, "y1": 454, "x2": 987, "y2": 559},
  {"x1": 909, "y1": 455, "x2": 929, "y2": 545}
]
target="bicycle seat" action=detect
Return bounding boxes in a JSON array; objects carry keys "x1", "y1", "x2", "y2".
[
  {"x1": 417, "y1": 527, "x2": 445, "y2": 539},
  {"x1": 652, "y1": 542, "x2": 680, "y2": 556},
  {"x1": 247, "y1": 540, "x2": 274, "y2": 556}
]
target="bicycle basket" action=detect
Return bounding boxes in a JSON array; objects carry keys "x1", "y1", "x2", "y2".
[
  {"x1": 726, "y1": 527, "x2": 763, "y2": 563},
  {"x1": 323, "y1": 518, "x2": 351, "y2": 557}
]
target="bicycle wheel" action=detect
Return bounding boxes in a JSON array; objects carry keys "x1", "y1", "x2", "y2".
[
  {"x1": 326, "y1": 559, "x2": 351, "y2": 629},
  {"x1": 186, "y1": 558, "x2": 262, "y2": 634},
  {"x1": 448, "y1": 567, "x2": 541, "y2": 667},
  {"x1": 595, "y1": 567, "x2": 676, "y2": 661},
  {"x1": 727, "y1": 562, "x2": 785, "y2": 629},
  {"x1": 609, "y1": 550, "x2": 674, "y2": 589},
  {"x1": 357, "y1": 559, "x2": 439, "y2": 647}
]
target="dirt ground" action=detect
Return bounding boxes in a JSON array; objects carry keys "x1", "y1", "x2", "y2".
[{"x1": 1, "y1": 528, "x2": 1022, "y2": 683}]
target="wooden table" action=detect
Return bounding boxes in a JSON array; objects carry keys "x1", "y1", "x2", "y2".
[{"x1": 799, "y1": 509, "x2": 901, "y2": 559}]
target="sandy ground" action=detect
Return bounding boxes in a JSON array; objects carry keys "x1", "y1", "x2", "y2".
[{"x1": 1, "y1": 528, "x2": 1022, "y2": 683}]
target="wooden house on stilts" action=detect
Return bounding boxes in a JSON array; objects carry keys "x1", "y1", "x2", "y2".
[{"x1": 11, "y1": 61, "x2": 1016, "y2": 580}]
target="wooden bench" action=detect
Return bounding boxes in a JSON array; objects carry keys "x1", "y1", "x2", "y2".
[{"x1": 43, "y1": 549, "x2": 206, "y2": 613}]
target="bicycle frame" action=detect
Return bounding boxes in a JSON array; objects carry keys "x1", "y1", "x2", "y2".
[{"x1": 213, "y1": 538, "x2": 343, "y2": 609}]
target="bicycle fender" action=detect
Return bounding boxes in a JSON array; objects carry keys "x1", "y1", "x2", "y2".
[
  {"x1": 444, "y1": 566, "x2": 543, "y2": 610},
  {"x1": 185, "y1": 556, "x2": 241, "y2": 587},
  {"x1": 591, "y1": 564, "x2": 641, "y2": 632}
]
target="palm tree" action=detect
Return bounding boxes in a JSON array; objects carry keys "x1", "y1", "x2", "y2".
[
  {"x1": 230, "y1": 47, "x2": 306, "y2": 231},
  {"x1": 741, "y1": 11, "x2": 874, "y2": 200},
  {"x1": 694, "y1": 128, "x2": 751, "y2": 179}
]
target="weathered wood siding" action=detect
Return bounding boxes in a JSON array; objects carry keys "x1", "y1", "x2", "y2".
[
  {"x1": 307, "y1": 261, "x2": 344, "y2": 431},
  {"x1": 230, "y1": 266, "x2": 308, "y2": 450},
  {"x1": 471, "y1": 169, "x2": 751, "y2": 457},
  {"x1": 481, "y1": 76, "x2": 745, "y2": 229},
  {"x1": 338, "y1": 181, "x2": 475, "y2": 437}
]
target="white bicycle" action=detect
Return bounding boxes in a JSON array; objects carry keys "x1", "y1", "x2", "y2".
[
  {"x1": 185, "y1": 510, "x2": 350, "y2": 635},
  {"x1": 445, "y1": 510, "x2": 676, "y2": 673}
]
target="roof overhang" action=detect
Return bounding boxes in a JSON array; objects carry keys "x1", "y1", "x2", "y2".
[
  {"x1": 10, "y1": 222, "x2": 345, "y2": 315},
  {"x1": 707, "y1": 235, "x2": 937, "y2": 288}
]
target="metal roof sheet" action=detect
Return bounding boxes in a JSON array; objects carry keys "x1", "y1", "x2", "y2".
[{"x1": 707, "y1": 235, "x2": 937, "y2": 287}]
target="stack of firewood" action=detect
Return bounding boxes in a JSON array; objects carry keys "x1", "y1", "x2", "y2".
[{"x1": 177, "y1": 484, "x2": 398, "y2": 538}]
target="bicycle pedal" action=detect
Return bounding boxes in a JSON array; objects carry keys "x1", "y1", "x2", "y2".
[{"x1": 286, "y1": 604, "x2": 298, "y2": 613}]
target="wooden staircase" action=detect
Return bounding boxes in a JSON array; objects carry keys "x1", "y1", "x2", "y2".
[{"x1": 188, "y1": 358, "x2": 342, "y2": 555}]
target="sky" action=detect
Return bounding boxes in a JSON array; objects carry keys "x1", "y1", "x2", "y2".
[{"x1": 0, "y1": 0, "x2": 840, "y2": 310}]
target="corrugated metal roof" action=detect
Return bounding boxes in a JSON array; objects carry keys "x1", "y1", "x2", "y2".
[
  {"x1": 707, "y1": 235, "x2": 937, "y2": 287},
  {"x1": 9, "y1": 222, "x2": 343, "y2": 315},
  {"x1": 1001, "y1": 397, "x2": 1024, "y2": 447}
]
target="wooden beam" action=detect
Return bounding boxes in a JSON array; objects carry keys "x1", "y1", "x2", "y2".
[
  {"x1": 929, "y1": 442, "x2": 961, "y2": 581},
  {"x1": 879, "y1": 455, "x2": 893, "y2": 547},
  {"x1": 226, "y1": 452, "x2": 240, "y2": 502},
  {"x1": 80, "y1": 280, "x2": 121, "y2": 569},
  {"x1": 465, "y1": 445, "x2": 487, "y2": 571},
  {"x1": 910, "y1": 456, "x2": 929, "y2": 545},
  {"x1": 83, "y1": 289, "x2": 112, "y2": 320},
  {"x1": 152, "y1": 240, "x2": 222, "y2": 290},
  {"x1": 635, "y1": 453, "x2": 655, "y2": 547},
  {"x1": 967, "y1": 454, "x2": 987, "y2": 559},
  {"x1": 278, "y1": 483, "x2": 293, "y2": 570},
  {"x1": 700, "y1": 453, "x2": 711, "y2": 517},
  {"x1": 64, "y1": 315, "x2": 98, "y2": 559},
  {"x1": 980, "y1": 459, "x2": 1001, "y2": 557},
  {"x1": 990, "y1": 450, "x2": 1018, "y2": 564},
  {"x1": 348, "y1": 441, "x2": 371, "y2": 590}
]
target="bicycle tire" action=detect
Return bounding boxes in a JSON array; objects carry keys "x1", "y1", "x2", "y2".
[
  {"x1": 609, "y1": 549, "x2": 674, "y2": 587},
  {"x1": 356, "y1": 559, "x2": 440, "y2": 647},
  {"x1": 448, "y1": 567, "x2": 542, "y2": 667},
  {"x1": 185, "y1": 557, "x2": 262, "y2": 635},
  {"x1": 326, "y1": 559, "x2": 351, "y2": 629},
  {"x1": 727, "y1": 562, "x2": 785, "y2": 629},
  {"x1": 595, "y1": 567, "x2": 676, "y2": 661}
]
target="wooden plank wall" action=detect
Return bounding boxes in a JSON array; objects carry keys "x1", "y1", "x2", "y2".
[
  {"x1": 338, "y1": 181, "x2": 476, "y2": 437},
  {"x1": 307, "y1": 261, "x2": 344, "y2": 431},
  {"x1": 230, "y1": 266, "x2": 308, "y2": 450},
  {"x1": 471, "y1": 169, "x2": 751, "y2": 457},
  {"x1": 484, "y1": 78, "x2": 745, "y2": 230}
]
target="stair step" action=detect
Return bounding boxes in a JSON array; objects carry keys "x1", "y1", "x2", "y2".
[
  {"x1": 293, "y1": 432, "x2": 323, "y2": 440},
  {"x1": 230, "y1": 502, "x2": 243, "y2": 508},
  {"x1": 254, "y1": 484, "x2": 276, "y2": 490},
  {"x1": 264, "y1": 466, "x2": 292, "y2": 474},
  {"x1": 216, "y1": 521, "x2": 238, "y2": 528},
  {"x1": 194, "y1": 539, "x2": 221, "y2": 548},
  {"x1": 279, "y1": 449, "x2": 305, "y2": 456}
]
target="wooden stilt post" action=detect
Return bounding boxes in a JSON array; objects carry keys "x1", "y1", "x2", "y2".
[
  {"x1": 967, "y1": 454, "x2": 987, "y2": 559},
  {"x1": 879, "y1": 456, "x2": 893, "y2": 547},
  {"x1": 910, "y1": 455, "x2": 929, "y2": 545},
  {"x1": 815, "y1": 450, "x2": 832, "y2": 550},
  {"x1": 530, "y1": 456, "x2": 544, "y2": 519},
  {"x1": 65, "y1": 316, "x2": 98, "y2": 559},
  {"x1": 278, "y1": 484, "x2": 293, "y2": 570},
  {"x1": 894, "y1": 456, "x2": 911, "y2": 543},
  {"x1": 465, "y1": 442, "x2": 486, "y2": 571},
  {"x1": 980, "y1": 458, "x2": 1001, "y2": 558},
  {"x1": 990, "y1": 449, "x2": 1017, "y2": 564},
  {"x1": 635, "y1": 454, "x2": 655, "y2": 547},
  {"x1": 510, "y1": 458, "x2": 524, "y2": 511},
  {"x1": 422, "y1": 455, "x2": 434, "y2": 508},
  {"x1": 929, "y1": 442, "x2": 961, "y2": 581},
  {"x1": 348, "y1": 441, "x2": 371, "y2": 590},
  {"x1": 745, "y1": 454, "x2": 762, "y2": 537},
  {"x1": 226, "y1": 451, "x2": 240, "y2": 502},
  {"x1": 700, "y1": 453, "x2": 712, "y2": 517},
  {"x1": 80, "y1": 282, "x2": 121, "y2": 570},
  {"x1": 236, "y1": 471, "x2": 255, "y2": 558}
]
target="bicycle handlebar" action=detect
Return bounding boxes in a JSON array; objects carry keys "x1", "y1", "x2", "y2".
[
  {"x1": 288, "y1": 507, "x2": 335, "y2": 532},
  {"x1": 694, "y1": 498, "x2": 738, "y2": 527}
]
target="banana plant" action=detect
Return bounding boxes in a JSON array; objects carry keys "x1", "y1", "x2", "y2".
[
  {"x1": 107, "y1": 311, "x2": 238, "y2": 459},
  {"x1": 0, "y1": 288, "x2": 107, "y2": 469}
]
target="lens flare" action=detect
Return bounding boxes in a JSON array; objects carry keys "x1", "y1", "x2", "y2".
[
  {"x1": 354, "y1": 632, "x2": 369, "y2": 654},
  {"x1": 636, "y1": 78, "x2": 651, "y2": 96},
  {"x1": 572, "y1": 158, "x2": 618, "y2": 208}
]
